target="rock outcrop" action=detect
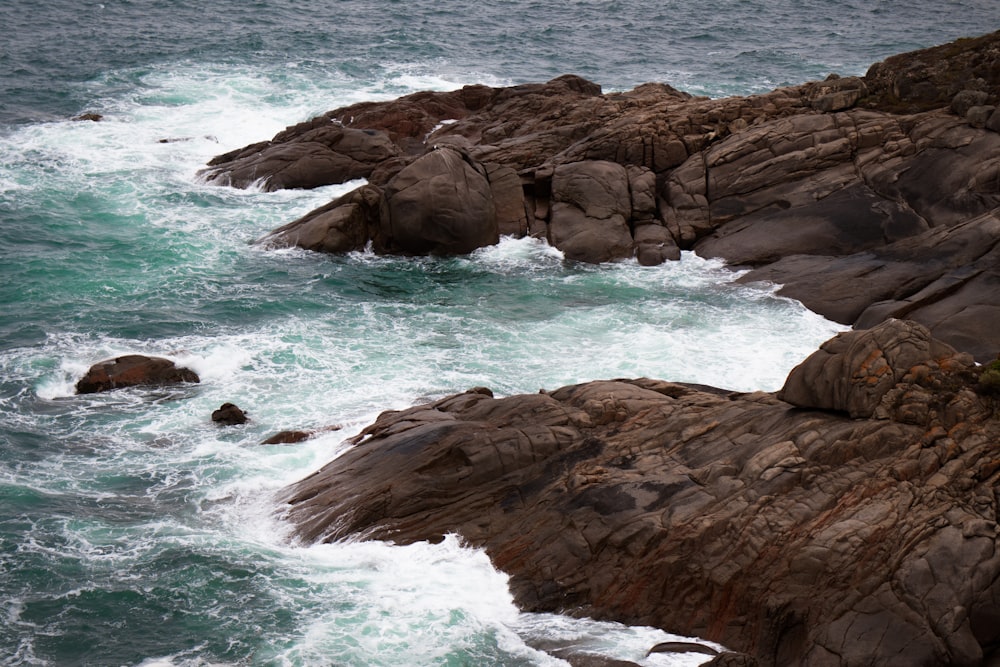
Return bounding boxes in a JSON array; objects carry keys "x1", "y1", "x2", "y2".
[
  {"x1": 375, "y1": 147, "x2": 499, "y2": 255},
  {"x1": 204, "y1": 31, "x2": 1000, "y2": 359},
  {"x1": 281, "y1": 319, "x2": 1000, "y2": 666},
  {"x1": 258, "y1": 147, "x2": 508, "y2": 256},
  {"x1": 211, "y1": 402, "x2": 248, "y2": 425},
  {"x1": 201, "y1": 123, "x2": 398, "y2": 191},
  {"x1": 75, "y1": 355, "x2": 199, "y2": 394}
]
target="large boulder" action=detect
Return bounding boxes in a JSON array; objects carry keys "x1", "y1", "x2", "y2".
[
  {"x1": 257, "y1": 151, "x2": 522, "y2": 258},
  {"x1": 211, "y1": 402, "x2": 248, "y2": 425},
  {"x1": 777, "y1": 319, "x2": 975, "y2": 418},
  {"x1": 547, "y1": 160, "x2": 634, "y2": 263},
  {"x1": 374, "y1": 147, "x2": 500, "y2": 256},
  {"x1": 281, "y1": 321, "x2": 999, "y2": 666},
  {"x1": 483, "y1": 162, "x2": 529, "y2": 237},
  {"x1": 75, "y1": 355, "x2": 199, "y2": 394}
]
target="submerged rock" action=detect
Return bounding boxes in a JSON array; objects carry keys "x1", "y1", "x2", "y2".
[
  {"x1": 75, "y1": 355, "x2": 199, "y2": 394},
  {"x1": 281, "y1": 320, "x2": 1000, "y2": 666}
]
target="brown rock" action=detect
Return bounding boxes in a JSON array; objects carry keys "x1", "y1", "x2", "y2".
[
  {"x1": 219, "y1": 31, "x2": 1000, "y2": 359},
  {"x1": 861, "y1": 30, "x2": 1000, "y2": 113},
  {"x1": 211, "y1": 402, "x2": 248, "y2": 425},
  {"x1": 741, "y1": 209, "x2": 1000, "y2": 360},
  {"x1": 633, "y1": 223, "x2": 680, "y2": 266},
  {"x1": 261, "y1": 424, "x2": 342, "y2": 445},
  {"x1": 548, "y1": 160, "x2": 634, "y2": 263},
  {"x1": 327, "y1": 88, "x2": 479, "y2": 154},
  {"x1": 952, "y1": 90, "x2": 991, "y2": 116},
  {"x1": 375, "y1": 147, "x2": 499, "y2": 256},
  {"x1": 968, "y1": 104, "x2": 996, "y2": 128},
  {"x1": 257, "y1": 184, "x2": 383, "y2": 254},
  {"x1": 806, "y1": 75, "x2": 868, "y2": 112},
  {"x1": 199, "y1": 123, "x2": 398, "y2": 191},
  {"x1": 257, "y1": 149, "x2": 507, "y2": 258},
  {"x1": 483, "y1": 162, "x2": 529, "y2": 237},
  {"x1": 261, "y1": 430, "x2": 313, "y2": 445},
  {"x1": 988, "y1": 108, "x2": 1000, "y2": 132},
  {"x1": 75, "y1": 355, "x2": 199, "y2": 394},
  {"x1": 281, "y1": 323, "x2": 1000, "y2": 667},
  {"x1": 777, "y1": 319, "x2": 975, "y2": 419}
]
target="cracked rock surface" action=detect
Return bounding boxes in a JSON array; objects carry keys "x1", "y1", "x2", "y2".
[
  {"x1": 206, "y1": 31, "x2": 1000, "y2": 360},
  {"x1": 282, "y1": 319, "x2": 1000, "y2": 666}
]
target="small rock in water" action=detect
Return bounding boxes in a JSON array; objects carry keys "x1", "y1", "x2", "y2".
[
  {"x1": 75, "y1": 355, "x2": 199, "y2": 394},
  {"x1": 261, "y1": 429, "x2": 310, "y2": 444},
  {"x1": 212, "y1": 402, "x2": 248, "y2": 425},
  {"x1": 646, "y1": 641, "x2": 720, "y2": 657},
  {"x1": 261, "y1": 424, "x2": 342, "y2": 444}
]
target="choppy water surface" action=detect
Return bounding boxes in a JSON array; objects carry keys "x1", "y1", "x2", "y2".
[{"x1": 3, "y1": 1, "x2": 1000, "y2": 664}]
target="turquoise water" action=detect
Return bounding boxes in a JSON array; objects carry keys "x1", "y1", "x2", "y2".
[{"x1": 2, "y1": 2, "x2": 999, "y2": 665}]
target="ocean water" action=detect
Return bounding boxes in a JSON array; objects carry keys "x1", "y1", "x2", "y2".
[{"x1": 2, "y1": 2, "x2": 999, "y2": 665}]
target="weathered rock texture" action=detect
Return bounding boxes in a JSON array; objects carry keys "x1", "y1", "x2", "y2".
[
  {"x1": 75, "y1": 355, "x2": 199, "y2": 394},
  {"x1": 205, "y1": 32, "x2": 1000, "y2": 359},
  {"x1": 202, "y1": 123, "x2": 398, "y2": 190},
  {"x1": 282, "y1": 319, "x2": 1000, "y2": 666}
]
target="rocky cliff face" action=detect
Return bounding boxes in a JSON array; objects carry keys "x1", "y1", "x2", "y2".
[
  {"x1": 281, "y1": 319, "x2": 1000, "y2": 666},
  {"x1": 202, "y1": 31, "x2": 1000, "y2": 361}
]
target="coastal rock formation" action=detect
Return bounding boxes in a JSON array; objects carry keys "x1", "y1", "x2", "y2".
[
  {"x1": 282, "y1": 319, "x2": 1000, "y2": 666},
  {"x1": 548, "y1": 160, "x2": 634, "y2": 263},
  {"x1": 201, "y1": 123, "x2": 398, "y2": 190},
  {"x1": 211, "y1": 402, "x2": 248, "y2": 425},
  {"x1": 75, "y1": 355, "x2": 199, "y2": 394},
  {"x1": 257, "y1": 147, "x2": 507, "y2": 256},
  {"x1": 375, "y1": 146, "x2": 499, "y2": 255},
  {"x1": 205, "y1": 30, "x2": 1000, "y2": 359}
]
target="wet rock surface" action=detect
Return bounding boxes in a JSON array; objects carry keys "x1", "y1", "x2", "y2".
[
  {"x1": 211, "y1": 402, "x2": 248, "y2": 425},
  {"x1": 207, "y1": 31, "x2": 1000, "y2": 360},
  {"x1": 75, "y1": 355, "x2": 199, "y2": 394},
  {"x1": 282, "y1": 320, "x2": 1000, "y2": 666}
]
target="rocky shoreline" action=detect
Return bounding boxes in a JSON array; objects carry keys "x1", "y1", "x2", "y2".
[
  {"x1": 282, "y1": 320, "x2": 1000, "y2": 666},
  {"x1": 203, "y1": 30, "x2": 1000, "y2": 361},
  {"x1": 192, "y1": 32, "x2": 1000, "y2": 666}
]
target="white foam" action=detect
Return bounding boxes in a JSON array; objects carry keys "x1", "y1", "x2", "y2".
[
  {"x1": 472, "y1": 234, "x2": 566, "y2": 268},
  {"x1": 0, "y1": 58, "x2": 847, "y2": 666}
]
